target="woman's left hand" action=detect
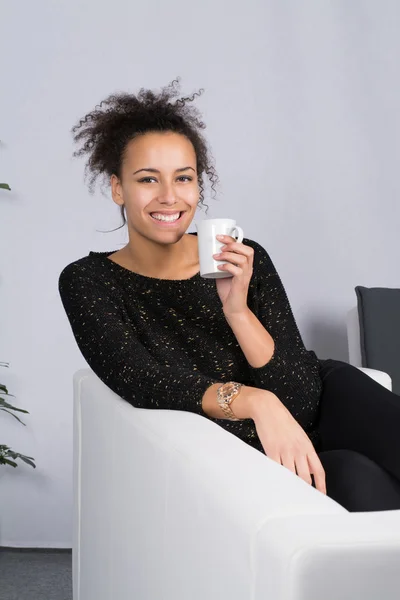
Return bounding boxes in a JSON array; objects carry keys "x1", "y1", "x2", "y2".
[{"x1": 213, "y1": 234, "x2": 254, "y2": 317}]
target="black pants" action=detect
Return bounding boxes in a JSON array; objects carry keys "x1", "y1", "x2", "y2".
[{"x1": 313, "y1": 359, "x2": 400, "y2": 512}]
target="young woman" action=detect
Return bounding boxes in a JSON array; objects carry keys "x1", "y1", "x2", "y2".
[{"x1": 59, "y1": 78, "x2": 400, "y2": 512}]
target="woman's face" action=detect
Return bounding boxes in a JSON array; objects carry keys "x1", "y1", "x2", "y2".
[{"x1": 111, "y1": 131, "x2": 200, "y2": 239}]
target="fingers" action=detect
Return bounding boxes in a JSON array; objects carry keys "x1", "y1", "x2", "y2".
[
  {"x1": 279, "y1": 452, "x2": 297, "y2": 476},
  {"x1": 213, "y1": 251, "x2": 247, "y2": 265},
  {"x1": 266, "y1": 449, "x2": 281, "y2": 465},
  {"x1": 307, "y1": 453, "x2": 327, "y2": 495},
  {"x1": 216, "y1": 241, "x2": 254, "y2": 261},
  {"x1": 280, "y1": 452, "x2": 327, "y2": 495},
  {"x1": 293, "y1": 454, "x2": 313, "y2": 487}
]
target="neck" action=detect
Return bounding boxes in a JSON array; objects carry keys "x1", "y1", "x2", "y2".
[{"x1": 123, "y1": 230, "x2": 198, "y2": 278}]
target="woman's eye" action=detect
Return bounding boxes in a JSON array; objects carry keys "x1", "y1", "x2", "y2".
[{"x1": 138, "y1": 176, "x2": 193, "y2": 183}]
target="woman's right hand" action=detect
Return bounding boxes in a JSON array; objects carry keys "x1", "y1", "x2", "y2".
[{"x1": 248, "y1": 390, "x2": 327, "y2": 495}]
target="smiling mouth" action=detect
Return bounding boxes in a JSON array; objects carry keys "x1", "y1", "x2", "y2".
[{"x1": 149, "y1": 211, "x2": 185, "y2": 223}]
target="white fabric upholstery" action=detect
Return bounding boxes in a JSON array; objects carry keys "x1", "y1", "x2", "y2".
[{"x1": 73, "y1": 368, "x2": 400, "y2": 600}]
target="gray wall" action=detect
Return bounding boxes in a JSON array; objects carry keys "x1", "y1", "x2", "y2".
[{"x1": 0, "y1": 0, "x2": 399, "y2": 546}]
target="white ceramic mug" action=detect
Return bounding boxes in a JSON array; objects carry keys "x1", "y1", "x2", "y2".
[{"x1": 195, "y1": 218, "x2": 244, "y2": 279}]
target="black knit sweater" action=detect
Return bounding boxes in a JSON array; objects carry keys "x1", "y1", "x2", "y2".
[{"x1": 58, "y1": 232, "x2": 323, "y2": 453}]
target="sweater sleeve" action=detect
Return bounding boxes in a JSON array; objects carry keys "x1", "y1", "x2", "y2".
[
  {"x1": 246, "y1": 241, "x2": 322, "y2": 428},
  {"x1": 58, "y1": 263, "x2": 221, "y2": 415}
]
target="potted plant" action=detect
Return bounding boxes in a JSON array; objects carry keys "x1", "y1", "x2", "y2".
[
  {"x1": 1, "y1": 173, "x2": 35, "y2": 468},
  {"x1": 0, "y1": 362, "x2": 36, "y2": 468}
]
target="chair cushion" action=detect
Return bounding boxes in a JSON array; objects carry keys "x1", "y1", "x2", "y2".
[{"x1": 355, "y1": 286, "x2": 400, "y2": 395}]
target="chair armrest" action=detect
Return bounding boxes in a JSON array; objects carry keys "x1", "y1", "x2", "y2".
[
  {"x1": 72, "y1": 369, "x2": 343, "y2": 600},
  {"x1": 357, "y1": 366, "x2": 393, "y2": 391},
  {"x1": 73, "y1": 368, "x2": 400, "y2": 600},
  {"x1": 255, "y1": 510, "x2": 400, "y2": 599}
]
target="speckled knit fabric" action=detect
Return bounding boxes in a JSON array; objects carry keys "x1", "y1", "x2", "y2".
[{"x1": 58, "y1": 232, "x2": 323, "y2": 452}]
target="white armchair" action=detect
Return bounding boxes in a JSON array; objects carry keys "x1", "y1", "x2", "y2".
[{"x1": 73, "y1": 362, "x2": 400, "y2": 600}]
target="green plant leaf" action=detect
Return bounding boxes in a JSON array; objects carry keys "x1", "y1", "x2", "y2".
[
  {"x1": 16, "y1": 455, "x2": 36, "y2": 468},
  {"x1": 0, "y1": 458, "x2": 18, "y2": 467},
  {"x1": 0, "y1": 398, "x2": 29, "y2": 413},
  {"x1": 0, "y1": 361, "x2": 35, "y2": 467},
  {"x1": 4, "y1": 449, "x2": 36, "y2": 468},
  {"x1": 0, "y1": 446, "x2": 36, "y2": 468},
  {"x1": 0, "y1": 392, "x2": 16, "y2": 399},
  {"x1": 0, "y1": 183, "x2": 11, "y2": 190},
  {"x1": 0, "y1": 408, "x2": 26, "y2": 425}
]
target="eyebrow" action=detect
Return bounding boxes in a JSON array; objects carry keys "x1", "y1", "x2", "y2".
[{"x1": 133, "y1": 166, "x2": 196, "y2": 175}]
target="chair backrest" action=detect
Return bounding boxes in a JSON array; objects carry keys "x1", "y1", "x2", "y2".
[{"x1": 355, "y1": 286, "x2": 400, "y2": 395}]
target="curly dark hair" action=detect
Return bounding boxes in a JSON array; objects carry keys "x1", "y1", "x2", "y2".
[{"x1": 71, "y1": 77, "x2": 219, "y2": 231}]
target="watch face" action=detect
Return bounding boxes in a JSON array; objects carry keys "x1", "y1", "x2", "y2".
[{"x1": 221, "y1": 382, "x2": 236, "y2": 398}]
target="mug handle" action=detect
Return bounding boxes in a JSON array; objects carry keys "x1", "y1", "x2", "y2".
[{"x1": 230, "y1": 225, "x2": 244, "y2": 243}]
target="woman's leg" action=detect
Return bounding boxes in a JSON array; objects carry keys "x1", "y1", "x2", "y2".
[
  {"x1": 318, "y1": 449, "x2": 400, "y2": 512},
  {"x1": 316, "y1": 359, "x2": 400, "y2": 482}
]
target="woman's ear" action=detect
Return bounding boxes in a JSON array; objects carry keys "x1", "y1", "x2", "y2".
[{"x1": 110, "y1": 174, "x2": 124, "y2": 206}]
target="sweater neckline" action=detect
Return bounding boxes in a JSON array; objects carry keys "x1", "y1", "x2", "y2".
[{"x1": 89, "y1": 232, "x2": 202, "y2": 284}]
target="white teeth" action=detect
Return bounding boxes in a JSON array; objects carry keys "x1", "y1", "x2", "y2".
[{"x1": 151, "y1": 212, "x2": 180, "y2": 222}]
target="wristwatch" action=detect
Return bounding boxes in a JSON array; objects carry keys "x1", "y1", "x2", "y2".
[{"x1": 216, "y1": 381, "x2": 243, "y2": 421}]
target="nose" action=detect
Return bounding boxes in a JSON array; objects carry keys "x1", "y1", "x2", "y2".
[{"x1": 158, "y1": 181, "x2": 177, "y2": 205}]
